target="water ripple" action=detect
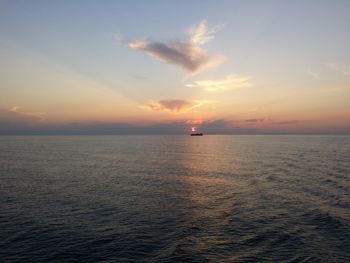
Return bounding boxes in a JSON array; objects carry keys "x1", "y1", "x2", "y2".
[{"x1": 0, "y1": 135, "x2": 349, "y2": 262}]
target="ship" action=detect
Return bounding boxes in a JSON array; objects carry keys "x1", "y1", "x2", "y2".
[
  {"x1": 190, "y1": 132, "x2": 203, "y2": 136},
  {"x1": 190, "y1": 127, "x2": 203, "y2": 136}
]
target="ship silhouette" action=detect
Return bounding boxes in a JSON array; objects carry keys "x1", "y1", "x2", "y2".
[
  {"x1": 190, "y1": 127, "x2": 203, "y2": 136},
  {"x1": 190, "y1": 132, "x2": 203, "y2": 136}
]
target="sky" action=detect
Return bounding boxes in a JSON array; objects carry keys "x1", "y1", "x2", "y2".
[{"x1": 0, "y1": 0, "x2": 350, "y2": 134}]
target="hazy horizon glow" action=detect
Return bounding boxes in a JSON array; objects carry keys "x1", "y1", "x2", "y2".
[{"x1": 1, "y1": 0, "x2": 350, "y2": 134}]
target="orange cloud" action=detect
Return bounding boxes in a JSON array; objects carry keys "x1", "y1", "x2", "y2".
[
  {"x1": 186, "y1": 74, "x2": 252, "y2": 91},
  {"x1": 143, "y1": 99, "x2": 205, "y2": 114}
]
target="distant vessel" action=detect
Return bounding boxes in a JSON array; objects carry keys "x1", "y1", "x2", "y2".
[{"x1": 190, "y1": 127, "x2": 203, "y2": 136}]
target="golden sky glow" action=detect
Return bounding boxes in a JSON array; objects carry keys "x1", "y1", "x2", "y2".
[{"x1": 1, "y1": 1, "x2": 350, "y2": 134}]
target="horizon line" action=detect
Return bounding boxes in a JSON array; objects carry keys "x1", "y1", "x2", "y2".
[{"x1": 0, "y1": 133, "x2": 349, "y2": 136}]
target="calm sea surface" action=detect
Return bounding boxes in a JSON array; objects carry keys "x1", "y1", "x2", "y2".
[{"x1": 0, "y1": 135, "x2": 349, "y2": 262}]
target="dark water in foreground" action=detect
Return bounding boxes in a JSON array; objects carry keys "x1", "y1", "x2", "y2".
[{"x1": 0, "y1": 135, "x2": 349, "y2": 262}]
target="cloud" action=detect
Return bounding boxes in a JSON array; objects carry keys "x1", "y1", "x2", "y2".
[
  {"x1": 144, "y1": 99, "x2": 205, "y2": 113},
  {"x1": 245, "y1": 118, "x2": 264, "y2": 122},
  {"x1": 1, "y1": 108, "x2": 40, "y2": 123},
  {"x1": 186, "y1": 74, "x2": 252, "y2": 91},
  {"x1": 8, "y1": 106, "x2": 45, "y2": 120},
  {"x1": 201, "y1": 119, "x2": 230, "y2": 129},
  {"x1": 0, "y1": 118, "x2": 256, "y2": 135},
  {"x1": 198, "y1": 119, "x2": 257, "y2": 134},
  {"x1": 1, "y1": 112, "x2": 349, "y2": 135},
  {"x1": 0, "y1": 108, "x2": 44, "y2": 134},
  {"x1": 328, "y1": 63, "x2": 350, "y2": 76},
  {"x1": 185, "y1": 118, "x2": 256, "y2": 134},
  {"x1": 188, "y1": 20, "x2": 224, "y2": 45},
  {"x1": 125, "y1": 20, "x2": 225, "y2": 75}
]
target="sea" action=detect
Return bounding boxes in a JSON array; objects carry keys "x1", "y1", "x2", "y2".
[{"x1": 0, "y1": 135, "x2": 349, "y2": 262}]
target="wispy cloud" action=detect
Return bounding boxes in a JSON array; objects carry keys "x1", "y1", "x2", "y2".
[
  {"x1": 328, "y1": 63, "x2": 350, "y2": 76},
  {"x1": 143, "y1": 99, "x2": 205, "y2": 114},
  {"x1": 188, "y1": 20, "x2": 224, "y2": 45},
  {"x1": 8, "y1": 106, "x2": 45, "y2": 120},
  {"x1": 124, "y1": 20, "x2": 225, "y2": 75},
  {"x1": 186, "y1": 74, "x2": 252, "y2": 92}
]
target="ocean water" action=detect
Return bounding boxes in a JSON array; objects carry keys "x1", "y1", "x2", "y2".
[{"x1": 0, "y1": 135, "x2": 349, "y2": 262}]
